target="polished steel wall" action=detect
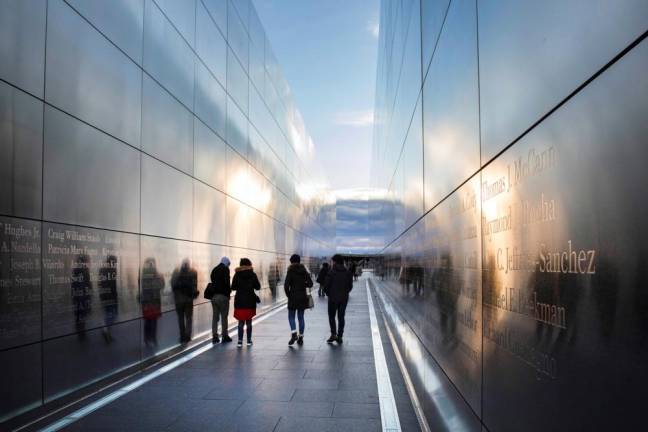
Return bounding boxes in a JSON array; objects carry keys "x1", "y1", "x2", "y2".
[
  {"x1": 0, "y1": 0, "x2": 334, "y2": 421},
  {"x1": 371, "y1": 0, "x2": 648, "y2": 430}
]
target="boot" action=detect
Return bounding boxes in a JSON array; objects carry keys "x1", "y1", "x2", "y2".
[
  {"x1": 327, "y1": 334, "x2": 337, "y2": 344},
  {"x1": 297, "y1": 335, "x2": 304, "y2": 345},
  {"x1": 288, "y1": 332, "x2": 298, "y2": 346}
]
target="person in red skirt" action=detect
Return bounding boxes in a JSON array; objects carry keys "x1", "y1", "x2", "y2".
[{"x1": 232, "y1": 258, "x2": 261, "y2": 347}]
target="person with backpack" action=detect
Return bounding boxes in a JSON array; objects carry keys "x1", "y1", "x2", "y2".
[
  {"x1": 316, "y1": 262, "x2": 330, "y2": 297},
  {"x1": 324, "y1": 254, "x2": 353, "y2": 344},
  {"x1": 284, "y1": 254, "x2": 314, "y2": 346},
  {"x1": 206, "y1": 257, "x2": 232, "y2": 344},
  {"x1": 232, "y1": 258, "x2": 261, "y2": 347}
]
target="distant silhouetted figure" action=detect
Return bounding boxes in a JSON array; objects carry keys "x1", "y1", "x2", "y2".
[
  {"x1": 71, "y1": 254, "x2": 92, "y2": 339},
  {"x1": 324, "y1": 254, "x2": 353, "y2": 344},
  {"x1": 171, "y1": 259, "x2": 198, "y2": 343},
  {"x1": 209, "y1": 256, "x2": 232, "y2": 344},
  {"x1": 316, "y1": 262, "x2": 330, "y2": 297},
  {"x1": 99, "y1": 255, "x2": 118, "y2": 342},
  {"x1": 350, "y1": 261, "x2": 358, "y2": 281},
  {"x1": 141, "y1": 257, "x2": 164, "y2": 347},
  {"x1": 284, "y1": 254, "x2": 313, "y2": 346},
  {"x1": 232, "y1": 258, "x2": 261, "y2": 347}
]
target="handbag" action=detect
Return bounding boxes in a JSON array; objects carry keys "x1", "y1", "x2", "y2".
[
  {"x1": 204, "y1": 282, "x2": 215, "y2": 300},
  {"x1": 306, "y1": 287, "x2": 314, "y2": 309}
]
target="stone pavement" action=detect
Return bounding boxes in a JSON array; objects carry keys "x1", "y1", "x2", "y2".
[{"x1": 59, "y1": 276, "x2": 419, "y2": 431}]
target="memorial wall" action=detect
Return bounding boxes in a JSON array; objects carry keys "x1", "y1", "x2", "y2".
[
  {"x1": 0, "y1": 0, "x2": 334, "y2": 422},
  {"x1": 371, "y1": 0, "x2": 648, "y2": 430}
]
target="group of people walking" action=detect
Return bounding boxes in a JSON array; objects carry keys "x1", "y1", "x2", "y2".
[{"x1": 205, "y1": 254, "x2": 354, "y2": 347}]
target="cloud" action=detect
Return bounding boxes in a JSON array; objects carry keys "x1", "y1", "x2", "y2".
[
  {"x1": 367, "y1": 18, "x2": 380, "y2": 39},
  {"x1": 334, "y1": 110, "x2": 374, "y2": 127}
]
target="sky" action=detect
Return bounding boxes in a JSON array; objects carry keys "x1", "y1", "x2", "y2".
[{"x1": 253, "y1": 0, "x2": 380, "y2": 190}]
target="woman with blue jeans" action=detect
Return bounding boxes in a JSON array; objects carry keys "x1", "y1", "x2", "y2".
[{"x1": 284, "y1": 254, "x2": 313, "y2": 345}]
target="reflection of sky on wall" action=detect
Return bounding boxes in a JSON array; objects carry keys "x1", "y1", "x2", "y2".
[{"x1": 334, "y1": 188, "x2": 393, "y2": 254}]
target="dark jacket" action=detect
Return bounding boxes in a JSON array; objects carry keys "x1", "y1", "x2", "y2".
[
  {"x1": 232, "y1": 266, "x2": 261, "y2": 309},
  {"x1": 316, "y1": 265, "x2": 330, "y2": 284},
  {"x1": 284, "y1": 263, "x2": 314, "y2": 310},
  {"x1": 324, "y1": 264, "x2": 353, "y2": 303},
  {"x1": 210, "y1": 263, "x2": 231, "y2": 297},
  {"x1": 171, "y1": 265, "x2": 198, "y2": 304}
]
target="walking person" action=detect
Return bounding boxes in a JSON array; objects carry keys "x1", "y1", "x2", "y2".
[
  {"x1": 324, "y1": 254, "x2": 353, "y2": 344},
  {"x1": 232, "y1": 258, "x2": 261, "y2": 347},
  {"x1": 284, "y1": 254, "x2": 313, "y2": 346},
  {"x1": 316, "y1": 262, "x2": 330, "y2": 297},
  {"x1": 350, "y1": 261, "x2": 358, "y2": 281},
  {"x1": 209, "y1": 257, "x2": 232, "y2": 343},
  {"x1": 171, "y1": 259, "x2": 198, "y2": 343}
]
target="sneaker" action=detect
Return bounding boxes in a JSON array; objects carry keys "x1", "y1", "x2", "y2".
[
  {"x1": 212, "y1": 336, "x2": 220, "y2": 344},
  {"x1": 288, "y1": 333, "x2": 298, "y2": 346},
  {"x1": 297, "y1": 335, "x2": 304, "y2": 346},
  {"x1": 337, "y1": 336, "x2": 343, "y2": 344},
  {"x1": 222, "y1": 335, "x2": 233, "y2": 343},
  {"x1": 327, "y1": 335, "x2": 337, "y2": 344},
  {"x1": 237, "y1": 340, "x2": 243, "y2": 348},
  {"x1": 247, "y1": 340, "x2": 253, "y2": 346}
]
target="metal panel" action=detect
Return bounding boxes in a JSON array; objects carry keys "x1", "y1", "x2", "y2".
[
  {"x1": 203, "y1": 0, "x2": 227, "y2": 35},
  {"x1": 194, "y1": 60, "x2": 227, "y2": 138},
  {"x1": 41, "y1": 222, "x2": 140, "y2": 339},
  {"x1": 67, "y1": 0, "x2": 144, "y2": 64},
  {"x1": 196, "y1": 0, "x2": 227, "y2": 86},
  {"x1": 0, "y1": 217, "x2": 42, "y2": 350},
  {"x1": 0, "y1": 0, "x2": 46, "y2": 97},
  {"x1": 0, "y1": 82, "x2": 43, "y2": 219},
  {"x1": 140, "y1": 155, "x2": 193, "y2": 240},
  {"x1": 194, "y1": 118, "x2": 227, "y2": 191},
  {"x1": 193, "y1": 180, "x2": 227, "y2": 244},
  {"x1": 0, "y1": 344, "x2": 42, "y2": 422},
  {"x1": 143, "y1": 0, "x2": 195, "y2": 109},
  {"x1": 46, "y1": 0, "x2": 142, "y2": 147},
  {"x1": 422, "y1": 0, "x2": 479, "y2": 211},
  {"x1": 141, "y1": 74, "x2": 193, "y2": 174},
  {"x1": 482, "y1": 37, "x2": 648, "y2": 432},
  {"x1": 43, "y1": 107, "x2": 140, "y2": 232},
  {"x1": 226, "y1": 95, "x2": 249, "y2": 158},
  {"x1": 153, "y1": 0, "x2": 196, "y2": 47},
  {"x1": 228, "y1": 0, "x2": 249, "y2": 70},
  {"x1": 479, "y1": 0, "x2": 648, "y2": 163},
  {"x1": 227, "y1": 48, "x2": 249, "y2": 115}
]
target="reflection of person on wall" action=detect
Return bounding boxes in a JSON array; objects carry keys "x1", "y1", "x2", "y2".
[
  {"x1": 171, "y1": 259, "x2": 198, "y2": 344},
  {"x1": 316, "y1": 262, "x2": 330, "y2": 297},
  {"x1": 141, "y1": 257, "x2": 164, "y2": 347},
  {"x1": 99, "y1": 255, "x2": 118, "y2": 343},
  {"x1": 399, "y1": 265, "x2": 410, "y2": 296},
  {"x1": 268, "y1": 261, "x2": 280, "y2": 299},
  {"x1": 71, "y1": 254, "x2": 92, "y2": 339}
]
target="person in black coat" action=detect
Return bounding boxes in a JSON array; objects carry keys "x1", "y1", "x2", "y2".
[
  {"x1": 171, "y1": 259, "x2": 198, "y2": 343},
  {"x1": 284, "y1": 254, "x2": 313, "y2": 346},
  {"x1": 209, "y1": 257, "x2": 232, "y2": 343},
  {"x1": 324, "y1": 254, "x2": 353, "y2": 344},
  {"x1": 232, "y1": 258, "x2": 261, "y2": 347},
  {"x1": 316, "y1": 262, "x2": 330, "y2": 297}
]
